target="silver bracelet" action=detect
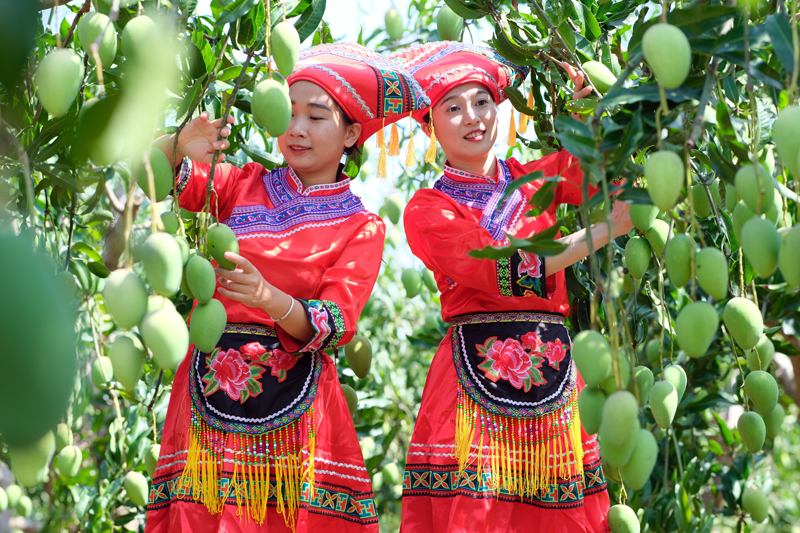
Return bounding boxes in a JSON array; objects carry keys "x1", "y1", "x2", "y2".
[{"x1": 273, "y1": 297, "x2": 295, "y2": 322}]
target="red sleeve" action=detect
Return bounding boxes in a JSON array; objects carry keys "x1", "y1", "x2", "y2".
[
  {"x1": 175, "y1": 158, "x2": 266, "y2": 221},
  {"x1": 276, "y1": 214, "x2": 386, "y2": 353},
  {"x1": 404, "y1": 189, "x2": 549, "y2": 299},
  {"x1": 506, "y1": 151, "x2": 596, "y2": 207}
]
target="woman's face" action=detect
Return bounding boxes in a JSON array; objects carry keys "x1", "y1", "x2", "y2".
[
  {"x1": 278, "y1": 80, "x2": 361, "y2": 177},
  {"x1": 422, "y1": 81, "x2": 498, "y2": 166}
]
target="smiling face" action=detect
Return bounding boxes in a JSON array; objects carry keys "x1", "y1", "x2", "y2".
[
  {"x1": 422, "y1": 81, "x2": 499, "y2": 170},
  {"x1": 278, "y1": 80, "x2": 362, "y2": 180}
]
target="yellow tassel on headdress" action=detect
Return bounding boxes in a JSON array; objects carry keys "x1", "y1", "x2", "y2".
[
  {"x1": 508, "y1": 107, "x2": 517, "y2": 147},
  {"x1": 424, "y1": 121, "x2": 437, "y2": 164},
  {"x1": 377, "y1": 126, "x2": 387, "y2": 179},
  {"x1": 404, "y1": 124, "x2": 416, "y2": 167},
  {"x1": 519, "y1": 84, "x2": 534, "y2": 134},
  {"x1": 388, "y1": 123, "x2": 400, "y2": 156}
]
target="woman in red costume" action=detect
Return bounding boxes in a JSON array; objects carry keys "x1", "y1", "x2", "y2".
[
  {"x1": 144, "y1": 44, "x2": 429, "y2": 533},
  {"x1": 390, "y1": 43, "x2": 633, "y2": 532}
]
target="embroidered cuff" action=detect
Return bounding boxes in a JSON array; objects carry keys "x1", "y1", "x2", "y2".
[
  {"x1": 497, "y1": 250, "x2": 548, "y2": 298},
  {"x1": 175, "y1": 157, "x2": 193, "y2": 198},
  {"x1": 296, "y1": 299, "x2": 346, "y2": 353}
]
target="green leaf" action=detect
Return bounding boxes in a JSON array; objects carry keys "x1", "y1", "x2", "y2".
[
  {"x1": 501, "y1": 170, "x2": 547, "y2": 201},
  {"x1": 503, "y1": 86, "x2": 536, "y2": 115},
  {"x1": 294, "y1": 0, "x2": 326, "y2": 43},
  {"x1": 87, "y1": 261, "x2": 110, "y2": 278},
  {"x1": 443, "y1": 0, "x2": 488, "y2": 20},
  {"x1": 579, "y1": 2, "x2": 601, "y2": 42},
  {"x1": 601, "y1": 82, "x2": 703, "y2": 107},
  {"x1": 217, "y1": 0, "x2": 259, "y2": 26},
  {"x1": 240, "y1": 144, "x2": 282, "y2": 169},
  {"x1": 238, "y1": 0, "x2": 266, "y2": 48},
  {"x1": 71, "y1": 242, "x2": 103, "y2": 263},
  {"x1": 712, "y1": 411, "x2": 734, "y2": 447},
  {"x1": 526, "y1": 180, "x2": 558, "y2": 217},
  {"x1": 34, "y1": 164, "x2": 81, "y2": 193},
  {"x1": 666, "y1": 5, "x2": 739, "y2": 39},
  {"x1": 706, "y1": 439, "x2": 724, "y2": 455},
  {"x1": 765, "y1": 13, "x2": 795, "y2": 74}
]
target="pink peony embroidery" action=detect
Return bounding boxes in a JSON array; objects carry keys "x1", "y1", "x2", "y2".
[
  {"x1": 521, "y1": 331, "x2": 543, "y2": 352},
  {"x1": 517, "y1": 250, "x2": 542, "y2": 279},
  {"x1": 542, "y1": 339, "x2": 567, "y2": 370},
  {"x1": 266, "y1": 348, "x2": 302, "y2": 383},
  {"x1": 207, "y1": 349, "x2": 251, "y2": 401},
  {"x1": 484, "y1": 338, "x2": 533, "y2": 390},
  {"x1": 305, "y1": 306, "x2": 332, "y2": 352},
  {"x1": 240, "y1": 342, "x2": 268, "y2": 361}
]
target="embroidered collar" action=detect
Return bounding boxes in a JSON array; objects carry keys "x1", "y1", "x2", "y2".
[
  {"x1": 443, "y1": 159, "x2": 506, "y2": 184},
  {"x1": 286, "y1": 165, "x2": 352, "y2": 197}
]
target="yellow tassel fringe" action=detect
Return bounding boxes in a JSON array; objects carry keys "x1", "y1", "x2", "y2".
[
  {"x1": 388, "y1": 123, "x2": 401, "y2": 157},
  {"x1": 454, "y1": 382, "x2": 583, "y2": 499},
  {"x1": 377, "y1": 126, "x2": 387, "y2": 179},
  {"x1": 405, "y1": 125, "x2": 416, "y2": 167},
  {"x1": 508, "y1": 108, "x2": 517, "y2": 147},
  {"x1": 424, "y1": 122, "x2": 437, "y2": 164},
  {"x1": 179, "y1": 408, "x2": 316, "y2": 532}
]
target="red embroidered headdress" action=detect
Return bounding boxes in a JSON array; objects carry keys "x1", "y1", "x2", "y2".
[
  {"x1": 287, "y1": 43, "x2": 429, "y2": 149},
  {"x1": 389, "y1": 42, "x2": 531, "y2": 158}
]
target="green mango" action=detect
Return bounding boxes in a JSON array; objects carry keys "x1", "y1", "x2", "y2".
[
  {"x1": 108, "y1": 332, "x2": 146, "y2": 391},
  {"x1": 725, "y1": 182, "x2": 739, "y2": 213},
  {"x1": 629, "y1": 366, "x2": 654, "y2": 407},
  {"x1": 56, "y1": 270, "x2": 80, "y2": 301},
  {"x1": 252, "y1": 78, "x2": 291, "y2": 137},
  {"x1": 180, "y1": 272, "x2": 195, "y2": 300},
  {"x1": 160, "y1": 211, "x2": 181, "y2": 235},
  {"x1": 764, "y1": 403, "x2": 785, "y2": 438},
  {"x1": 778, "y1": 224, "x2": 800, "y2": 287},
  {"x1": 10, "y1": 431, "x2": 55, "y2": 487},
  {"x1": 625, "y1": 236, "x2": 651, "y2": 279},
  {"x1": 764, "y1": 188, "x2": 783, "y2": 225},
  {"x1": 737, "y1": 411, "x2": 765, "y2": 453},
  {"x1": 16, "y1": 495, "x2": 32, "y2": 518},
  {"x1": 135, "y1": 148, "x2": 173, "y2": 203},
  {"x1": 0, "y1": 487, "x2": 6, "y2": 513},
  {"x1": 384, "y1": 194, "x2": 404, "y2": 225},
  {"x1": 582, "y1": 60, "x2": 616, "y2": 94},
  {"x1": 83, "y1": 209, "x2": 114, "y2": 225},
  {"x1": 599, "y1": 391, "x2": 639, "y2": 447},
  {"x1": 695, "y1": 247, "x2": 728, "y2": 300},
  {"x1": 436, "y1": 4, "x2": 464, "y2": 42},
  {"x1": 629, "y1": 204, "x2": 659, "y2": 233},
  {"x1": 732, "y1": 200, "x2": 757, "y2": 243},
  {"x1": 401, "y1": 269, "x2": 423, "y2": 298},
  {"x1": 35, "y1": 49, "x2": 84, "y2": 117},
  {"x1": 124, "y1": 471, "x2": 149, "y2": 507},
  {"x1": 649, "y1": 379, "x2": 678, "y2": 429},
  {"x1": 55, "y1": 423, "x2": 72, "y2": 452},
  {"x1": 645, "y1": 338, "x2": 664, "y2": 367},
  {"x1": 642, "y1": 23, "x2": 691, "y2": 89},
  {"x1": 619, "y1": 429, "x2": 658, "y2": 490},
  {"x1": 735, "y1": 164, "x2": 774, "y2": 215},
  {"x1": 692, "y1": 184, "x2": 714, "y2": 218},
  {"x1": 600, "y1": 421, "x2": 640, "y2": 468},
  {"x1": 345, "y1": 335, "x2": 372, "y2": 379},
  {"x1": 601, "y1": 354, "x2": 630, "y2": 395},
  {"x1": 5, "y1": 485, "x2": 21, "y2": 509},
  {"x1": 91, "y1": 356, "x2": 114, "y2": 389},
  {"x1": 742, "y1": 486, "x2": 769, "y2": 523},
  {"x1": 207, "y1": 223, "x2": 239, "y2": 270},
  {"x1": 675, "y1": 301, "x2": 718, "y2": 358},
  {"x1": 603, "y1": 459, "x2": 621, "y2": 483},
  {"x1": 621, "y1": 273, "x2": 634, "y2": 294},
  {"x1": 578, "y1": 387, "x2": 605, "y2": 435},
  {"x1": 741, "y1": 217, "x2": 780, "y2": 278},
  {"x1": 572, "y1": 331, "x2": 613, "y2": 387},
  {"x1": 142, "y1": 233, "x2": 183, "y2": 297},
  {"x1": 663, "y1": 364, "x2": 687, "y2": 401},
  {"x1": 772, "y1": 106, "x2": 800, "y2": 177},
  {"x1": 186, "y1": 255, "x2": 216, "y2": 304},
  {"x1": 78, "y1": 12, "x2": 118, "y2": 69},
  {"x1": 103, "y1": 269, "x2": 148, "y2": 329},
  {"x1": 78, "y1": 96, "x2": 124, "y2": 166},
  {"x1": 56, "y1": 444, "x2": 82, "y2": 478},
  {"x1": 140, "y1": 302, "x2": 190, "y2": 369},
  {"x1": 145, "y1": 444, "x2": 161, "y2": 478},
  {"x1": 746, "y1": 336, "x2": 775, "y2": 372},
  {"x1": 645, "y1": 151, "x2": 684, "y2": 212},
  {"x1": 270, "y1": 21, "x2": 300, "y2": 77},
  {"x1": 665, "y1": 233, "x2": 693, "y2": 287},
  {"x1": 190, "y1": 299, "x2": 227, "y2": 353},
  {"x1": 384, "y1": 8, "x2": 404, "y2": 40},
  {"x1": 744, "y1": 370, "x2": 778, "y2": 416},
  {"x1": 122, "y1": 15, "x2": 156, "y2": 60},
  {"x1": 174, "y1": 235, "x2": 190, "y2": 266},
  {"x1": 645, "y1": 218, "x2": 671, "y2": 258},
  {"x1": 422, "y1": 269, "x2": 438, "y2": 292},
  {"x1": 723, "y1": 297, "x2": 763, "y2": 351},
  {"x1": 341, "y1": 383, "x2": 358, "y2": 417}
]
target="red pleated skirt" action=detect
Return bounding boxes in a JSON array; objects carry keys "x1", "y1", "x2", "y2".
[
  {"x1": 145, "y1": 348, "x2": 379, "y2": 533},
  {"x1": 400, "y1": 330, "x2": 610, "y2": 533}
]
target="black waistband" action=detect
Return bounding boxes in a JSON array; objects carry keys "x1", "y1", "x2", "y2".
[{"x1": 451, "y1": 311, "x2": 565, "y2": 326}]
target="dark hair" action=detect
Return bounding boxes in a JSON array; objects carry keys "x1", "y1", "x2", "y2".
[{"x1": 333, "y1": 101, "x2": 361, "y2": 157}]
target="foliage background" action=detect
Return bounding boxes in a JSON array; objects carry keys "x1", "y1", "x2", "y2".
[{"x1": 0, "y1": 0, "x2": 799, "y2": 532}]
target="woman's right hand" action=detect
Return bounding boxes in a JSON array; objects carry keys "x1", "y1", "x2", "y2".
[
  {"x1": 157, "y1": 112, "x2": 235, "y2": 167},
  {"x1": 608, "y1": 200, "x2": 634, "y2": 238}
]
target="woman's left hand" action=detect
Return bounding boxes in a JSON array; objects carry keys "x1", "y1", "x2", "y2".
[
  {"x1": 559, "y1": 62, "x2": 594, "y2": 120},
  {"x1": 216, "y1": 252, "x2": 276, "y2": 311}
]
